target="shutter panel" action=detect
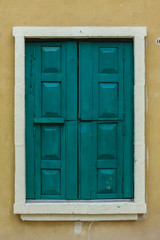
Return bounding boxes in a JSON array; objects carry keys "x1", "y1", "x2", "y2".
[
  {"x1": 26, "y1": 42, "x2": 77, "y2": 199},
  {"x1": 34, "y1": 43, "x2": 66, "y2": 199},
  {"x1": 92, "y1": 42, "x2": 124, "y2": 120},
  {"x1": 79, "y1": 122, "x2": 93, "y2": 199},
  {"x1": 79, "y1": 121, "x2": 123, "y2": 199},
  {"x1": 79, "y1": 42, "x2": 124, "y2": 199},
  {"x1": 92, "y1": 121, "x2": 123, "y2": 199},
  {"x1": 79, "y1": 42, "x2": 93, "y2": 120}
]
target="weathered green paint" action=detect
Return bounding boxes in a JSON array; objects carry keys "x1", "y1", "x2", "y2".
[{"x1": 25, "y1": 41, "x2": 134, "y2": 200}]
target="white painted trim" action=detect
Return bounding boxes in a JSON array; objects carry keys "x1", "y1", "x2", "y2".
[
  {"x1": 13, "y1": 26, "x2": 146, "y2": 38},
  {"x1": 13, "y1": 26, "x2": 147, "y2": 221},
  {"x1": 14, "y1": 36, "x2": 25, "y2": 205},
  {"x1": 14, "y1": 202, "x2": 146, "y2": 214},
  {"x1": 21, "y1": 214, "x2": 138, "y2": 221}
]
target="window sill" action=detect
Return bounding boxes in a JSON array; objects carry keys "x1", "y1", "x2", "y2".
[{"x1": 14, "y1": 202, "x2": 146, "y2": 221}]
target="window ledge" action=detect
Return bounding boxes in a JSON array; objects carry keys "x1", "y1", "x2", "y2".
[
  {"x1": 21, "y1": 214, "x2": 138, "y2": 221},
  {"x1": 14, "y1": 202, "x2": 146, "y2": 221}
]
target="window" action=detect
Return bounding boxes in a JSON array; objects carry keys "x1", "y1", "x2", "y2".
[
  {"x1": 25, "y1": 40, "x2": 134, "y2": 200},
  {"x1": 14, "y1": 27, "x2": 147, "y2": 221}
]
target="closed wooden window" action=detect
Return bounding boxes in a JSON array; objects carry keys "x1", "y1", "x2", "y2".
[{"x1": 25, "y1": 40, "x2": 134, "y2": 200}]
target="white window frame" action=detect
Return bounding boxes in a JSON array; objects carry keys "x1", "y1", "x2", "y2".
[{"x1": 13, "y1": 26, "x2": 147, "y2": 221}]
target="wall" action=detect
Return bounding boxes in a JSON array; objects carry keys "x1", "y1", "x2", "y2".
[{"x1": 0, "y1": 0, "x2": 159, "y2": 239}]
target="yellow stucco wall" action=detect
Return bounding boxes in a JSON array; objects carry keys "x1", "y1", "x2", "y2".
[{"x1": 0, "y1": 0, "x2": 160, "y2": 239}]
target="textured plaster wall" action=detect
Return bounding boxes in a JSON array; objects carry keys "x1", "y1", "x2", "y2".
[{"x1": 0, "y1": 0, "x2": 159, "y2": 239}]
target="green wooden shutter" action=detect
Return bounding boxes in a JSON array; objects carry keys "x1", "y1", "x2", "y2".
[
  {"x1": 26, "y1": 42, "x2": 78, "y2": 199},
  {"x1": 79, "y1": 42, "x2": 133, "y2": 199},
  {"x1": 26, "y1": 40, "x2": 134, "y2": 200}
]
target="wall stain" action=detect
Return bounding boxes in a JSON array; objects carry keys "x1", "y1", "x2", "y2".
[{"x1": 74, "y1": 221, "x2": 83, "y2": 235}]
